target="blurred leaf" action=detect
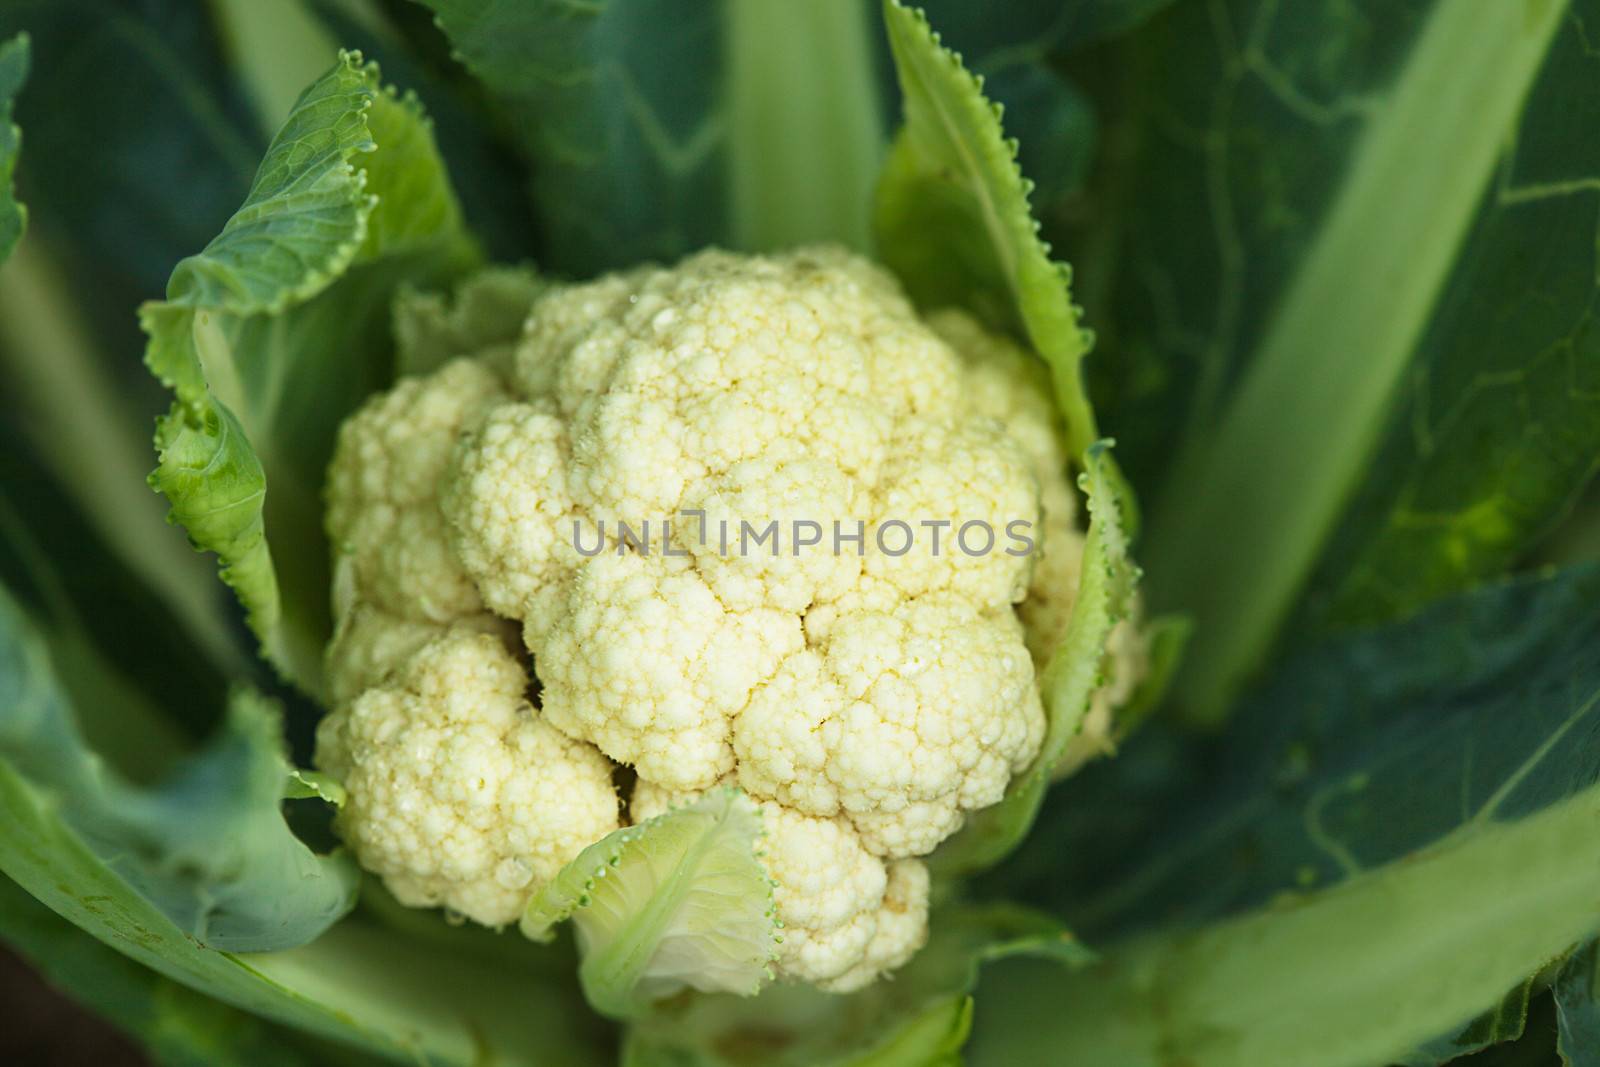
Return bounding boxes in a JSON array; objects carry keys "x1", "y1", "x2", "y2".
[
  {"x1": 1399, "y1": 975, "x2": 1538, "y2": 1066},
  {"x1": 0, "y1": 587, "x2": 359, "y2": 951},
  {"x1": 416, "y1": 0, "x2": 884, "y2": 273},
  {"x1": 1306, "y1": 0, "x2": 1600, "y2": 632},
  {"x1": 0, "y1": 31, "x2": 24, "y2": 263},
  {"x1": 0, "y1": 0, "x2": 260, "y2": 299},
  {"x1": 144, "y1": 52, "x2": 479, "y2": 694},
  {"x1": 972, "y1": 565, "x2": 1600, "y2": 1065},
  {"x1": 1094, "y1": 0, "x2": 1592, "y2": 718},
  {"x1": 391, "y1": 264, "x2": 546, "y2": 377},
  {"x1": 0, "y1": 3, "x2": 260, "y2": 671},
  {"x1": 1556, "y1": 942, "x2": 1600, "y2": 1066},
  {"x1": 0, "y1": 874, "x2": 343, "y2": 1067},
  {"x1": 1007, "y1": 565, "x2": 1600, "y2": 938},
  {"x1": 0, "y1": 421, "x2": 231, "y2": 753},
  {"x1": 0, "y1": 583, "x2": 610, "y2": 1064},
  {"x1": 973, "y1": 780, "x2": 1600, "y2": 1066},
  {"x1": 906, "y1": 0, "x2": 1134, "y2": 202}
]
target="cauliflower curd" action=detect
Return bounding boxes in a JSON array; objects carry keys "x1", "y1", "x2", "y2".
[{"x1": 316, "y1": 246, "x2": 1129, "y2": 993}]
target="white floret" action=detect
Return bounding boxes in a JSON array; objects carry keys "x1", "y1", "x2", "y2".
[
  {"x1": 323, "y1": 601, "x2": 513, "y2": 704},
  {"x1": 441, "y1": 400, "x2": 576, "y2": 625},
  {"x1": 681, "y1": 449, "x2": 864, "y2": 614},
  {"x1": 863, "y1": 416, "x2": 1039, "y2": 610},
  {"x1": 325, "y1": 358, "x2": 506, "y2": 623},
  {"x1": 537, "y1": 551, "x2": 801, "y2": 791},
  {"x1": 316, "y1": 629, "x2": 619, "y2": 926},
  {"x1": 735, "y1": 594, "x2": 1044, "y2": 858}
]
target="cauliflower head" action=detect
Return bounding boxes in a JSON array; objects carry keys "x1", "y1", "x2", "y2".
[{"x1": 316, "y1": 247, "x2": 1141, "y2": 993}]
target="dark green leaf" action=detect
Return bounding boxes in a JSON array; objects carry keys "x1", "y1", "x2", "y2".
[
  {"x1": 0, "y1": 31, "x2": 25, "y2": 263},
  {"x1": 0, "y1": 874, "x2": 342, "y2": 1067},
  {"x1": 972, "y1": 778, "x2": 1600, "y2": 1066},
  {"x1": 1556, "y1": 942, "x2": 1600, "y2": 1066},
  {"x1": 1307, "y1": 4, "x2": 1600, "y2": 630},
  {"x1": 1092, "y1": 0, "x2": 1587, "y2": 718},
  {"x1": 417, "y1": 0, "x2": 884, "y2": 273},
  {"x1": 1007, "y1": 565, "x2": 1600, "y2": 938},
  {"x1": 0, "y1": 0, "x2": 261, "y2": 299},
  {"x1": 0, "y1": 421, "x2": 233, "y2": 753},
  {"x1": 908, "y1": 0, "x2": 1153, "y2": 201}
]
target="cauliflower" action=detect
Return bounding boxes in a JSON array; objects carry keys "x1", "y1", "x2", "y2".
[{"x1": 316, "y1": 246, "x2": 1143, "y2": 994}]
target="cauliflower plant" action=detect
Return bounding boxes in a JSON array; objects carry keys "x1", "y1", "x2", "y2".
[{"x1": 316, "y1": 246, "x2": 1144, "y2": 996}]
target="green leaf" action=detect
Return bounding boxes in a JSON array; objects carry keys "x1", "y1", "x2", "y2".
[
  {"x1": 417, "y1": 0, "x2": 884, "y2": 273},
  {"x1": 969, "y1": 565, "x2": 1600, "y2": 1067},
  {"x1": 1400, "y1": 974, "x2": 1539, "y2": 1066},
  {"x1": 0, "y1": 582, "x2": 609, "y2": 1065},
  {"x1": 874, "y1": 0, "x2": 1112, "y2": 494},
  {"x1": 624, "y1": 903, "x2": 1090, "y2": 1067},
  {"x1": 0, "y1": 587, "x2": 357, "y2": 951},
  {"x1": 1556, "y1": 942, "x2": 1600, "y2": 1065},
  {"x1": 0, "y1": 420, "x2": 235, "y2": 750},
  {"x1": 304, "y1": 0, "x2": 540, "y2": 265},
  {"x1": 1010, "y1": 565, "x2": 1600, "y2": 938},
  {"x1": 523, "y1": 788, "x2": 779, "y2": 1020},
  {"x1": 144, "y1": 52, "x2": 480, "y2": 694},
  {"x1": 285, "y1": 768, "x2": 345, "y2": 806},
  {"x1": 928, "y1": 444, "x2": 1135, "y2": 876},
  {"x1": 724, "y1": 0, "x2": 885, "y2": 253},
  {"x1": 1306, "y1": 0, "x2": 1600, "y2": 631},
  {"x1": 972, "y1": 791, "x2": 1600, "y2": 1067},
  {"x1": 0, "y1": 2, "x2": 261, "y2": 300},
  {"x1": 1105, "y1": 0, "x2": 1588, "y2": 719},
  {"x1": 0, "y1": 874, "x2": 340, "y2": 1067},
  {"x1": 0, "y1": 31, "x2": 26, "y2": 264}
]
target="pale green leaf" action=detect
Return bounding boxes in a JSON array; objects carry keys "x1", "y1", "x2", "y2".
[
  {"x1": 523, "y1": 788, "x2": 778, "y2": 1019},
  {"x1": 0, "y1": 583, "x2": 607, "y2": 1065},
  {"x1": 0, "y1": 876, "x2": 334, "y2": 1067},
  {"x1": 392, "y1": 265, "x2": 547, "y2": 378}
]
